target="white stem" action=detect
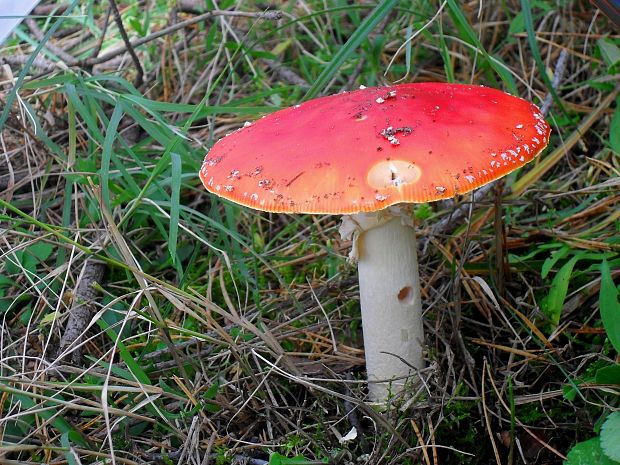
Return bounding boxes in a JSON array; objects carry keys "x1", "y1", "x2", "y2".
[{"x1": 357, "y1": 215, "x2": 423, "y2": 401}]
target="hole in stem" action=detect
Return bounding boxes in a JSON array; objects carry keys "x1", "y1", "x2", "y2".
[{"x1": 397, "y1": 286, "x2": 414, "y2": 305}]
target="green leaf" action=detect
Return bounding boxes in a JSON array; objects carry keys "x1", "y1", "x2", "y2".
[
  {"x1": 61, "y1": 432, "x2": 80, "y2": 465},
  {"x1": 595, "y1": 364, "x2": 620, "y2": 385},
  {"x1": 508, "y1": 11, "x2": 525, "y2": 35},
  {"x1": 611, "y1": 95, "x2": 620, "y2": 154},
  {"x1": 6, "y1": 241, "x2": 55, "y2": 276},
  {"x1": 128, "y1": 17, "x2": 146, "y2": 37},
  {"x1": 601, "y1": 412, "x2": 620, "y2": 462},
  {"x1": 437, "y1": 14, "x2": 454, "y2": 83},
  {"x1": 542, "y1": 246, "x2": 571, "y2": 278},
  {"x1": 28, "y1": 241, "x2": 55, "y2": 262},
  {"x1": 304, "y1": 0, "x2": 398, "y2": 100},
  {"x1": 542, "y1": 252, "x2": 585, "y2": 325},
  {"x1": 562, "y1": 378, "x2": 586, "y2": 402},
  {"x1": 598, "y1": 38, "x2": 620, "y2": 74},
  {"x1": 123, "y1": 94, "x2": 276, "y2": 115},
  {"x1": 600, "y1": 260, "x2": 620, "y2": 353},
  {"x1": 39, "y1": 310, "x2": 60, "y2": 326},
  {"x1": 565, "y1": 437, "x2": 620, "y2": 465},
  {"x1": 19, "y1": 306, "x2": 33, "y2": 326},
  {"x1": 4, "y1": 250, "x2": 24, "y2": 275}
]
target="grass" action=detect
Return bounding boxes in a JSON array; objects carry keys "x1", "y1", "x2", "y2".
[{"x1": 0, "y1": 1, "x2": 619, "y2": 464}]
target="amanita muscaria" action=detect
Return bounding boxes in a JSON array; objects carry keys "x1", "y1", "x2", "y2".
[{"x1": 199, "y1": 83, "x2": 551, "y2": 401}]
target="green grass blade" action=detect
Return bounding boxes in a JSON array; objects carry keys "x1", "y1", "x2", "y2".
[
  {"x1": 101, "y1": 104, "x2": 125, "y2": 211},
  {"x1": 600, "y1": 260, "x2": 620, "y2": 353},
  {"x1": 611, "y1": 95, "x2": 620, "y2": 153},
  {"x1": 124, "y1": 94, "x2": 277, "y2": 115},
  {"x1": 64, "y1": 83, "x2": 105, "y2": 143},
  {"x1": 520, "y1": 0, "x2": 565, "y2": 109},
  {"x1": 446, "y1": 0, "x2": 517, "y2": 92},
  {"x1": 542, "y1": 253, "x2": 584, "y2": 326},
  {"x1": 0, "y1": 383, "x2": 89, "y2": 448},
  {"x1": 404, "y1": 24, "x2": 413, "y2": 78},
  {"x1": 304, "y1": 0, "x2": 398, "y2": 99},
  {"x1": 168, "y1": 152, "x2": 182, "y2": 262},
  {"x1": 0, "y1": 0, "x2": 79, "y2": 130},
  {"x1": 437, "y1": 11, "x2": 455, "y2": 83}
]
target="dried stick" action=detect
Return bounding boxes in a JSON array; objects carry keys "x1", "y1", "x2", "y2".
[
  {"x1": 87, "y1": 10, "x2": 282, "y2": 66},
  {"x1": 56, "y1": 261, "x2": 106, "y2": 365},
  {"x1": 419, "y1": 182, "x2": 495, "y2": 253},
  {"x1": 0, "y1": 55, "x2": 56, "y2": 72},
  {"x1": 90, "y1": 5, "x2": 112, "y2": 60},
  {"x1": 9, "y1": 9, "x2": 283, "y2": 77},
  {"x1": 343, "y1": 372, "x2": 370, "y2": 453},
  {"x1": 33, "y1": 3, "x2": 70, "y2": 16},
  {"x1": 540, "y1": 49, "x2": 569, "y2": 116},
  {"x1": 263, "y1": 56, "x2": 309, "y2": 87},
  {"x1": 175, "y1": 0, "x2": 209, "y2": 14},
  {"x1": 108, "y1": 0, "x2": 144, "y2": 87},
  {"x1": 25, "y1": 18, "x2": 77, "y2": 66}
]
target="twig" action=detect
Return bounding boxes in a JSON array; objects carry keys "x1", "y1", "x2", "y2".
[
  {"x1": 56, "y1": 260, "x2": 106, "y2": 365},
  {"x1": 344, "y1": 56, "x2": 367, "y2": 90},
  {"x1": 0, "y1": 55, "x2": 56, "y2": 72},
  {"x1": 11, "y1": 8, "x2": 284, "y2": 79},
  {"x1": 108, "y1": 0, "x2": 144, "y2": 87},
  {"x1": 147, "y1": 346, "x2": 216, "y2": 373},
  {"x1": 90, "y1": 5, "x2": 112, "y2": 60},
  {"x1": 33, "y1": 3, "x2": 70, "y2": 16},
  {"x1": 482, "y1": 358, "x2": 503, "y2": 465},
  {"x1": 230, "y1": 26, "x2": 308, "y2": 88},
  {"x1": 343, "y1": 372, "x2": 370, "y2": 453},
  {"x1": 263, "y1": 56, "x2": 309, "y2": 87},
  {"x1": 25, "y1": 18, "x2": 77, "y2": 66},
  {"x1": 419, "y1": 182, "x2": 495, "y2": 253},
  {"x1": 87, "y1": 9, "x2": 282, "y2": 66},
  {"x1": 175, "y1": 0, "x2": 211, "y2": 15},
  {"x1": 540, "y1": 49, "x2": 569, "y2": 117}
]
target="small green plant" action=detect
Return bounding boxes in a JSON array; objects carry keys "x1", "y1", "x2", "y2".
[
  {"x1": 565, "y1": 413, "x2": 620, "y2": 465},
  {"x1": 564, "y1": 260, "x2": 620, "y2": 464}
]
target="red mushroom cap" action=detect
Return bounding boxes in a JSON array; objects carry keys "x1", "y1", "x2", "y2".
[{"x1": 199, "y1": 83, "x2": 550, "y2": 214}]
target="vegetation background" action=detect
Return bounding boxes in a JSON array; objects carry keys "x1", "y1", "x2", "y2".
[{"x1": 0, "y1": 1, "x2": 618, "y2": 464}]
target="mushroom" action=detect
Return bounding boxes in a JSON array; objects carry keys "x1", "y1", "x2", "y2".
[{"x1": 199, "y1": 83, "x2": 551, "y2": 401}]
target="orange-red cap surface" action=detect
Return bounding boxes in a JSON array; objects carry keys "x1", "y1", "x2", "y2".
[{"x1": 199, "y1": 83, "x2": 550, "y2": 214}]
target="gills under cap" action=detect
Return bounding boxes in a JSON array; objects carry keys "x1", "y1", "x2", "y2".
[{"x1": 200, "y1": 82, "x2": 551, "y2": 214}]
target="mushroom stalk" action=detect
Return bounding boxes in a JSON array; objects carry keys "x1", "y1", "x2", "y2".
[{"x1": 355, "y1": 214, "x2": 424, "y2": 401}]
